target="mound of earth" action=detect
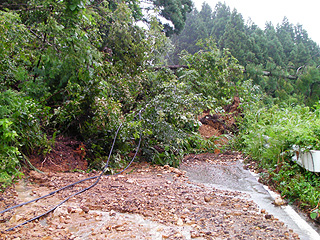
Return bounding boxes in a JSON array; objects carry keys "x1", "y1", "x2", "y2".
[
  {"x1": 198, "y1": 96, "x2": 242, "y2": 139},
  {"x1": 27, "y1": 136, "x2": 88, "y2": 173}
]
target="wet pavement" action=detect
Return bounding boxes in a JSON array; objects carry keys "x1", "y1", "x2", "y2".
[{"x1": 181, "y1": 158, "x2": 320, "y2": 240}]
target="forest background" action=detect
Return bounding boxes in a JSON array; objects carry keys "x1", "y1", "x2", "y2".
[{"x1": 0, "y1": 0, "x2": 320, "y2": 221}]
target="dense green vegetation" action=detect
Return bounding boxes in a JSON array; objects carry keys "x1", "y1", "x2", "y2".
[
  {"x1": 171, "y1": 2, "x2": 320, "y2": 220},
  {"x1": 0, "y1": 0, "x2": 239, "y2": 187},
  {"x1": 232, "y1": 102, "x2": 320, "y2": 218},
  {"x1": 0, "y1": 0, "x2": 319, "y2": 221},
  {"x1": 170, "y1": 2, "x2": 320, "y2": 107}
]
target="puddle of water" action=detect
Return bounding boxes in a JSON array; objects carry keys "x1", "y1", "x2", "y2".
[{"x1": 181, "y1": 161, "x2": 320, "y2": 240}]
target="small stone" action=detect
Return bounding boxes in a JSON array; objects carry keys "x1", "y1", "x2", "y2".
[
  {"x1": 261, "y1": 209, "x2": 266, "y2": 214},
  {"x1": 265, "y1": 214, "x2": 273, "y2": 219},
  {"x1": 176, "y1": 218, "x2": 183, "y2": 226},
  {"x1": 204, "y1": 196, "x2": 211, "y2": 202},
  {"x1": 182, "y1": 208, "x2": 190, "y2": 213},
  {"x1": 75, "y1": 208, "x2": 83, "y2": 214},
  {"x1": 67, "y1": 207, "x2": 72, "y2": 213},
  {"x1": 80, "y1": 205, "x2": 89, "y2": 213},
  {"x1": 29, "y1": 171, "x2": 47, "y2": 183},
  {"x1": 115, "y1": 226, "x2": 126, "y2": 231},
  {"x1": 266, "y1": 227, "x2": 274, "y2": 231},
  {"x1": 67, "y1": 207, "x2": 77, "y2": 214},
  {"x1": 54, "y1": 206, "x2": 68, "y2": 217},
  {"x1": 162, "y1": 234, "x2": 170, "y2": 239},
  {"x1": 274, "y1": 196, "x2": 286, "y2": 206},
  {"x1": 15, "y1": 214, "x2": 24, "y2": 222},
  {"x1": 172, "y1": 168, "x2": 183, "y2": 176},
  {"x1": 126, "y1": 179, "x2": 135, "y2": 184},
  {"x1": 190, "y1": 231, "x2": 200, "y2": 238},
  {"x1": 59, "y1": 216, "x2": 65, "y2": 223},
  {"x1": 163, "y1": 165, "x2": 170, "y2": 170}
]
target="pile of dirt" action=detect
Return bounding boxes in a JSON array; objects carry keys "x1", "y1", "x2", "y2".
[
  {"x1": 198, "y1": 96, "x2": 242, "y2": 139},
  {"x1": 27, "y1": 136, "x2": 88, "y2": 173}
]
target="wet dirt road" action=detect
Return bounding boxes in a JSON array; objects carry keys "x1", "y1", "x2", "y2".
[
  {"x1": 181, "y1": 153, "x2": 320, "y2": 240},
  {"x1": 0, "y1": 152, "x2": 317, "y2": 239}
]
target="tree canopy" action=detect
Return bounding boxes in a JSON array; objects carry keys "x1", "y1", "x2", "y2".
[{"x1": 170, "y1": 1, "x2": 320, "y2": 106}]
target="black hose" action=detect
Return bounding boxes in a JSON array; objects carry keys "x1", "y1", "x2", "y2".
[
  {"x1": 1, "y1": 110, "x2": 142, "y2": 231},
  {"x1": 0, "y1": 175, "x2": 99, "y2": 215}
]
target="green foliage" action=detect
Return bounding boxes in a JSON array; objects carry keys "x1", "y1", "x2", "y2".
[
  {"x1": 235, "y1": 101, "x2": 320, "y2": 219},
  {"x1": 182, "y1": 134, "x2": 219, "y2": 154},
  {"x1": 134, "y1": 68, "x2": 203, "y2": 167},
  {"x1": 0, "y1": 11, "x2": 32, "y2": 90},
  {"x1": 0, "y1": 0, "x2": 198, "y2": 187},
  {"x1": 238, "y1": 103, "x2": 320, "y2": 165},
  {"x1": 297, "y1": 67, "x2": 320, "y2": 106},
  {"x1": 100, "y1": 2, "x2": 147, "y2": 75},
  {"x1": 170, "y1": 2, "x2": 320, "y2": 107},
  {"x1": 310, "y1": 209, "x2": 319, "y2": 220},
  {"x1": 150, "y1": 0, "x2": 193, "y2": 36},
  {"x1": 267, "y1": 161, "x2": 320, "y2": 217},
  {"x1": 0, "y1": 90, "x2": 49, "y2": 154},
  {"x1": 103, "y1": 14, "x2": 171, "y2": 113},
  {"x1": 179, "y1": 38, "x2": 244, "y2": 109},
  {"x1": 0, "y1": 118, "x2": 21, "y2": 188}
]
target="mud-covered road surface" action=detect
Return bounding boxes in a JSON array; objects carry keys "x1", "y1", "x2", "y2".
[
  {"x1": 182, "y1": 152, "x2": 320, "y2": 240},
  {"x1": 0, "y1": 151, "x2": 307, "y2": 239}
]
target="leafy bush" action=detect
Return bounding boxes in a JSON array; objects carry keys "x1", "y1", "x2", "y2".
[
  {"x1": 179, "y1": 38, "x2": 244, "y2": 109},
  {"x1": 134, "y1": 69, "x2": 204, "y2": 167},
  {"x1": 0, "y1": 11, "x2": 31, "y2": 90},
  {"x1": 0, "y1": 90, "x2": 49, "y2": 155},
  {"x1": 236, "y1": 101, "x2": 320, "y2": 219},
  {"x1": 238, "y1": 103, "x2": 320, "y2": 167},
  {"x1": 266, "y1": 161, "x2": 320, "y2": 220},
  {"x1": 0, "y1": 118, "x2": 22, "y2": 188}
]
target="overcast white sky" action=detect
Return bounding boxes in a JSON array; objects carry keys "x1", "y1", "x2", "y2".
[{"x1": 193, "y1": 0, "x2": 320, "y2": 45}]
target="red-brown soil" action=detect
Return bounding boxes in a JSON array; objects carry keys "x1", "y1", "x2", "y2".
[{"x1": 28, "y1": 136, "x2": 88, "y2": 173}]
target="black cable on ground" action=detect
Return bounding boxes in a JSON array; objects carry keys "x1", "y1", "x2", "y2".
[
  {"x1": 0, "y1": 120, "x2": 123, "y2": 216},
  {"x1": 0, "y1": 175, "x2": 99, "y2": 215},
  {"x1": 2, "y1": 110, "x2": 142, "y2": 231}
]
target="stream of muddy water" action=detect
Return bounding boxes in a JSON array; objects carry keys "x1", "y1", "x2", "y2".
[{"x1": 180, "y1": 160, "x2": 320, "y2": 240}]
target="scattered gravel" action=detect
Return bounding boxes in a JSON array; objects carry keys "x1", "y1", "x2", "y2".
[{"x1": 0, "y1": 157, "x2": 300, "y2": 239}]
